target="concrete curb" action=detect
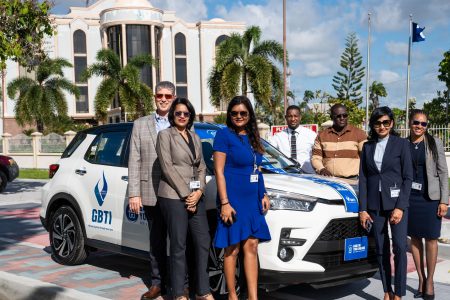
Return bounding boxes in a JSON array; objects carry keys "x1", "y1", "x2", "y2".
[{"x1": 0, "y1": 271, "x2": 110, "y2": 300}]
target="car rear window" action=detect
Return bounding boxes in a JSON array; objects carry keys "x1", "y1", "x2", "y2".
[{"x1": 61, "y1": 132, "x2": 87, "y2": 158}]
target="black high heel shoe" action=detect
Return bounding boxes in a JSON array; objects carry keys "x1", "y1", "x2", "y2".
[
  {"x1": 413, "y1": 282, "x2": 426, "y2": 298},
  {"x1": 423, "y1": 293, "x2": 435, "y2": 300}
]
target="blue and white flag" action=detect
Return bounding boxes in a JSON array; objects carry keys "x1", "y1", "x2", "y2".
[{"x1": 412, "y1": 22, "x2": 425, "y2": 42}]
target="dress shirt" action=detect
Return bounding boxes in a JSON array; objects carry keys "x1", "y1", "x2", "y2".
[
  {"x1": 374, "y1": 135, "x2": 389, "y2": 191},
  {"x1": 155, "y1": 113, "x2": 170, "y2": 133},
  {"x1": 269, "y1": 126, "x2": 317, "y2": 174}
]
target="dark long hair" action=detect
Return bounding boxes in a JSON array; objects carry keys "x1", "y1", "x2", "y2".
[
  {"x1": 168, "y1": 98, "x2": 196, "y2": 130},
  {"x1": 409, "y1": 109, "x2": 438, "y2": 162},
  {"x1": 368, "y1": 106, "x2": 399, "y2": 141},
  {"x1": 226, "y1": 96, "x2": 264, "y2": 154}
]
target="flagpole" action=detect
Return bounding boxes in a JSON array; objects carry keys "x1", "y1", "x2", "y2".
[
  {"x1": 365, "y1": 13, "x2": 371, "y2": 131},
  {"x1": 283, "y1": 0, "x2": 287, "y2": 113},
  {"x1": 406, "y1": 14, "x2": 412, "y2": 130}
]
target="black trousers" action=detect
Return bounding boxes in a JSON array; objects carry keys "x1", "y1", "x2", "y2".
[
  {"x1": 369, "y1": 208, "x2": 408, "y2": 297},
  {"x1": 144, "y1": 203, "x2": 168, "y2": 292},
  {"x1": 159, "y1": 196, "x2": 211, "y2": 297}
]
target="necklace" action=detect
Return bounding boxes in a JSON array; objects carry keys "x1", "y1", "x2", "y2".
[{"x1": 412, "y1": 140, "x2": 422, "y2": 150}]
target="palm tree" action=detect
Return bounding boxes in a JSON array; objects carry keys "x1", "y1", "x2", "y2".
[
  {"x1": 7, "y1": 58, "x2": 79, "y2": 132},
  {"x1": 208, "y1": 26, "x2": 286, "y2": 108},
  {"x1": 82, "y1": 49, "x2": 154, "y2": 121},
  {"x1": 369, "y1": 81, "x2": 387, "y2": 109}
]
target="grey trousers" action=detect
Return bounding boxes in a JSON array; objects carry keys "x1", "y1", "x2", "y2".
[{"x1": 159, "y1": 196, "x2": 211, "y2": 297}]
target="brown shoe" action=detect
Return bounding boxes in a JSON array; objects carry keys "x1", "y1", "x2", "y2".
[{"x1": 141, "y1": 286, "x2": 162, "y2": 300}]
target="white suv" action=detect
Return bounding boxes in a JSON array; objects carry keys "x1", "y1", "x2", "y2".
[{"x1": 40, "y1": 122, "x2": 377, "y2": 296}]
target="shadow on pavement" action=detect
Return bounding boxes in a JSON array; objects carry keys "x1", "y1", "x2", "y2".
[
  {"x1": 0, "y1": 204, "x2": 43, "y2": 251},
  {"x1": 83, "y1": 250, "x2": 152, "y2": 287},
  {"x1": 23, "y1": 286, "x2": 66, "y2": 300},
  {"x1": 260, "y1": 278, "x2": 376, "y2": 300},
  {"x1": 1, "y1": 180, "x2": 47, "y2": 195}
]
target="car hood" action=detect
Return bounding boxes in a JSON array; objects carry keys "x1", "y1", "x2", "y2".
[{"x1": 263, "y1": 173, "x2": 357, "y2": 201}]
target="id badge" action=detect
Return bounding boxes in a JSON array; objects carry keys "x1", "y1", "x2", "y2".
[
  {"x1": 250, "y1": 174, "x2": 259, "y2": 183},
  {"x1": 189, "y1": 180, "x2": 201, "y2": 189},
  {"x1": 390, "y1": 187, "x2": 400, "y2": 198},
  {"x1": 412, "y1": 182, "x2": 422, "y2": 191}
]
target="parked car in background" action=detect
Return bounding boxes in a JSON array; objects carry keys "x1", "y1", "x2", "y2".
[
  {"x1": 40, "y1": 123, "x2": 377, "y2": 297},
  {"x1": 0, "y1": 155, "x2": 19, "y2": 192}
]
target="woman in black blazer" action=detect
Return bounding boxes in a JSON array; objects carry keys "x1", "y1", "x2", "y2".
[
  {"x1": 359, "y1": 107, "x2": 413, "y2": 300},
  {"x1": 407, "y1": 109, "x2": 449, "y2": 300}
]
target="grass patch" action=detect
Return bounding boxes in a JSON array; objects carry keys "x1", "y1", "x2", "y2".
[{"x1": 19, "y1": 168, "x2": 49, "y2": 179}]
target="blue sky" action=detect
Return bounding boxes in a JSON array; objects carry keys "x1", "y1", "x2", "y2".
[{"x1": 53, "y1": 0, "x2": 450, "y2": 109}]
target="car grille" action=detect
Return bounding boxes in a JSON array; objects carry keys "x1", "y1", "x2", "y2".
[
  {"x1": 304, "y1": 249, "x2": 377, "y2": 269},
  {"x1": 318, "y1": 218, "x2": 366, "y2": 241},
  {"x1": 303, "y1": 218, "x2": 377, "y2": 269}
]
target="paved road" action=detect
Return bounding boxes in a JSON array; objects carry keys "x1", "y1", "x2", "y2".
[{"x1": 1, "y1": 179, "x2": 449, "y2": 300}]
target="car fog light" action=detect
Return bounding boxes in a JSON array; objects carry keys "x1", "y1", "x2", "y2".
[{"x1": 278, "y1": 247, "x2": 294, "y2": 262}]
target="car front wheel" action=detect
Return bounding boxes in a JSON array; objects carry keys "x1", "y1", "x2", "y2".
[
  {"x1": 49, "y1": 206, "x2": 88, "y2": 265},
  {"x1": 208, "y1": 244, "x2": 243, "y2": 299}
]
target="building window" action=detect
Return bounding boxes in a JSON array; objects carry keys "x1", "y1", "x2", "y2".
[
  {"x1": 126, "y1": 25, "x2": 152, "y2": 88},
  {"x1": 73, "y1": 30, "x2": 89, "y2": 113},
  {"x1": 215, "y1": 35, "x2": 229, "y2": 110},
  {"x1": 174, "y1": 32, "x2": 187, "y2": 98},
  {"x1": 107, "y1": 25, "x2": 123, "y2": 64}
]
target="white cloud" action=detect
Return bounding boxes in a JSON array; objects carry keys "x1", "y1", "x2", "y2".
[
  {"x1": 304, "y1": 62, "x2": 332, "y2": 77},
  {"x1": 385, "y1": 41, "x2": 408, "y2": 56},
  {"x1": 378, "y1": 70, "x2": 401, "y2": 83}
]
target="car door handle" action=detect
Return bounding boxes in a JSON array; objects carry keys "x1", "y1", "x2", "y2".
[
  {"x1": 121, "y1": 176, "x2": 128, "y2": 182},
  {"x1": 75, "y1": 168, "x2": 87, "y2": 175}
]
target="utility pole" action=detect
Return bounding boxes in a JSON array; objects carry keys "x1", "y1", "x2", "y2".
[{"x1": 365, "y1": 13, "x2": 371, "y2": 131}]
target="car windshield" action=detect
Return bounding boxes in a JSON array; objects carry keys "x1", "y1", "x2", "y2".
[{"x1": 194, "y1": 125, "x2": 301, "y2": 175}]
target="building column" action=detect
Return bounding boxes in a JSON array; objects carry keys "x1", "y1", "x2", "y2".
[
  {"x1": 150, "y1": 25, "x2": 156, "y2": 89},
  {"x1": 121, "y1": 24, "x2": 127, "y2": 65}
]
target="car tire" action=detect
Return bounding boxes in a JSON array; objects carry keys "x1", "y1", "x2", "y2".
[
  {"x1": 208, "y1": 244, "x2": 244, "y2": 299},
  {"x1": 49, "y1": 206, "x2": 88, "y2": 265},
  {"x1": 0, "y1": 171, "x2": 7, "y2": 192}
]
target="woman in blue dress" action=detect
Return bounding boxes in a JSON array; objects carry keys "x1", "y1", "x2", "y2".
[{"x1": 213, "y1": 96, "x2": 271, "y2": 300}]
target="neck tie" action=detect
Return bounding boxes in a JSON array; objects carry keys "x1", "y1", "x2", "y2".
[{"x1": 291, "y1": 130, "x2": 297, "y2": 160}]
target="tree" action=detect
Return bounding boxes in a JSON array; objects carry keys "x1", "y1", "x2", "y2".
[
  {"x1": 299, "y1": 90, "x2": 331, "y2": 125},
  {"x1": 437, "y1": 50, "x2": 450, "y2": 124},
  {"x1": 82, "y1": 49, "x2": 155, "y2": 122},
  {"x1": 332, "y1": 33, "x2": 365, "y2": 105},
  {"x1": 7, "y1": 58, "x2": 79, "y2": 132},
  {"x1": 423, "y1": 91, "x2": 448, "y2": 125},
  {"x1": 0, "y1": 0, "x2": 53, "y2": 69},
  {"x1": 369, "y1": 81, "x2": 387, "y2": 110},
  {"x1": 208, "y1": 26, "x2": 285, "y2": 108}
]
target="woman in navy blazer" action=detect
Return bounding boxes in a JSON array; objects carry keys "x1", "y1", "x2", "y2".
[{"x1": 359, "y1": 107, "x2": 413, "y2": 300}]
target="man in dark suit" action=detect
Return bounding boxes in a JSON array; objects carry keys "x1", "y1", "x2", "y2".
[
  {"x1": 358, "y1": 107, "x2": 413, "y2": 300},
  {"x1": 128, "y1": 81, "x2": 175, "y2": 300}
]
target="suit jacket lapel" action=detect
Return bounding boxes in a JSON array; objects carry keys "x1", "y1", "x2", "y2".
[
  {"x1": 147, "y1": 113, "x2": 158, "y2": 147},
  {"x1": 171, "y1": 127, "x2": 194, "y2": 161}
]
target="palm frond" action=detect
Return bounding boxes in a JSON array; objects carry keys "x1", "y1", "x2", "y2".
[
  {"x1": 94, "y1": 77, "x2": 118, "y2": 121},
  {"x1": 220, "y1": 62, "x2": 242, "y2": 101},
  {"x1": 252, "y1": 40, "x2": 286, "y2": 65},
  {"x1": 7, "y1": 77, "x2": 35, "y2": 99},
  {"x1": 243, "y1": 26, "x2": 261, "y2": 51},
  {"x1": 128, "y1": 54, "x2": 155, "y2": 69}
]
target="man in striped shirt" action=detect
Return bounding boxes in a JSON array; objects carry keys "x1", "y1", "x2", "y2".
[{"x1": 311, "y1": 104, "x2": 367, "y2": 178}]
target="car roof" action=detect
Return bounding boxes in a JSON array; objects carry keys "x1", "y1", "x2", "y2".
[{"x1": 81, "y1": 122, "x2": 223, "y2": 135}]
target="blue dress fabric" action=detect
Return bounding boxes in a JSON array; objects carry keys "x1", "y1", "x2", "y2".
[
  {"x1": 407, "y1": 141, "x2": 441, "y2": 239},
  {"x1": 213, "y1": 128, "x2": 271, "y2": 248}
]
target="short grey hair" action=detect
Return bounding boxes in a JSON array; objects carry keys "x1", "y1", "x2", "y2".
[{"x1": 155, "y1": 81, "x2": 176, "y2": 95}]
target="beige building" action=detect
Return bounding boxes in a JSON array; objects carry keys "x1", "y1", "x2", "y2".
[{"x1": 2, "y1": 0, "x2": 245, "y2": 134}]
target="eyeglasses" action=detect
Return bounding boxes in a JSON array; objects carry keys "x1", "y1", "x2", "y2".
[
  {"x1": 174, "y1": 111, "x2": 190, "y2": 118},
  {"x1": 230, "y1": 111, "x2": 249, "y2": 118},
  {"x1": 373, "y1": 120, "x2": 392, "y2": 128},
  {"x1": 333, "y1": 113, "x2": 348, "y2": 119},
  {"x1": 412, "y1": 120, "x2": 428, "y2": 127},
  {"x1": 156, "y1": 93, "x2": 174, "y2": 100}
]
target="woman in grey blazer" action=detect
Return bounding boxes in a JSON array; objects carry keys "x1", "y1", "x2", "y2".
[
  {"x1": 407, "y1": 109, "x2": 449, "y2": 300},
  {"x1": 156, "y1": 98, "x2": 213, "y2": 300}
]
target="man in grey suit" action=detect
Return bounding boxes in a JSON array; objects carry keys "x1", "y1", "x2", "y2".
[{"x1": 128, "y1": 81, "x2": 175, "y2": 300}]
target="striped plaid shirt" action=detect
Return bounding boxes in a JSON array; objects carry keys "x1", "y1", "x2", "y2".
[{"x1": 311, "y1": 125, "x2": 367, "y2": 178}]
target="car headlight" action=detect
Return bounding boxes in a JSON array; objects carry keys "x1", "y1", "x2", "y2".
[{"x1": 267, "y1": 189, "x2": 318, "y2": 212}]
